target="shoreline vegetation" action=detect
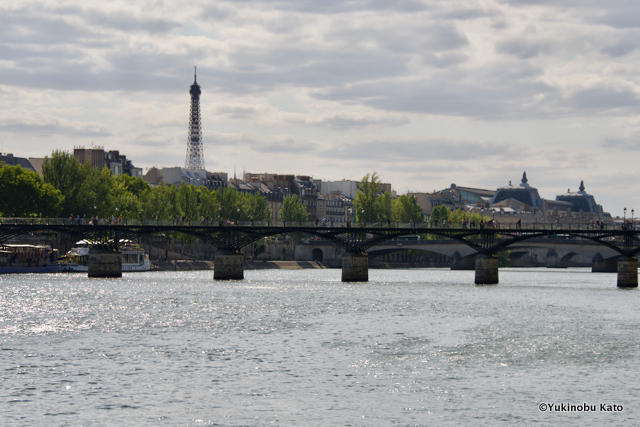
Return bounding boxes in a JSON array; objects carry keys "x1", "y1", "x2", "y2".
[{"x1": 1, "y1": 155, "x2": 426, "y2": 229}]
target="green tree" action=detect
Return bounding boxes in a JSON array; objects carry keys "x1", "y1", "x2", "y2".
[
  {"x1": 354, "y1": 172, "x2": 385, "y2": 223},
  {"x1": 392, "y1": 194, "x2": 425, "y2": 224},
  {"x1": 379, "y1": 191, "x2": 393, "y2": 223},
  {"x1": 0, "y1": 163, "x2": 63, "y2": 217},
  {"x1": 78, "y1": 165, "x2": 116, "y2": 217},
  {"x1": 39, "y1": 151, "x2": 273, "y2": 224},
  {"x1": 244, "y1": 193, "x2": 271, "y2": 222},
  {"x1": 112, "y1": 175, "x2": 148, "y2": 220},
  {"x1": 116, "y1": 174, "x2": 149, "y2": 198},
  {"x1": 113, "y1": 190, "x2": 142, "y2": 220},
  {"x1": 176, "y1": 183, "x2": 200, "y2": 221},
  {"x1": 280, "y1": 195, "x2": 308, "y2": 223},
  {"x1": 37, "y1": 182, "x2": 64, "y2": 217},
  {"x1": 141, "y1": 184, "x2": 183, "y2": 221},
  {"x1": 217, "y1": 188, "x2": 243, "y2": 220},
  {"x1": 42, "y1": 151, "x2": 120, "y2": 217},
  {"x1": 194, "y1": 186, "x2": 219, "y2": 220},
  {"x1": 428, "y1": 205, "x2": 451, "y2": 227},
  {"x1": 41, "y1": 150, "x2": 84, "y2": 216},
  {"x1": 448, "y1": 208, "x2": 466, "y2": 225},
  {"x1": 428, "y1": 206, "x2": 490, "y2": 229}
]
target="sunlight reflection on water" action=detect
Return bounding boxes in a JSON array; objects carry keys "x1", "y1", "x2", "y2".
[{"x1": 0, "y1": 268, "x2": 637, "y2": 425}]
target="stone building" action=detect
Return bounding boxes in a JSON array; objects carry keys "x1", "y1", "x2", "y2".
[
  {"x1": 555, "y1": 181, "x2": 603, "y2": 214},
  {"x1": 323, "y1": 193, "x2": 354, "y2": 225},
  {"x1": 243, "y1": 173, "x2": 323, "y2": 221},
  {"x1": 320, "y1": 180, "x2": 360, "y2": 199},
  {"x1": 143, "y1": 166, "x2": 206, "y2": 186},
  {"x1": 491, "y1": 172, "x2": 542, "y2": 210},
  {"x1": 74, "y1": 147, "x2": 142, "y2": 177},
  {"x1": 144, "y1": 167, "x2": 227, "y2": 191},
  {"x1": 410, "y1": 185, "x2": 495, "y2": 216},
  {"x1": 0, "y1": 153, "x2": 35, "y2": 171}
]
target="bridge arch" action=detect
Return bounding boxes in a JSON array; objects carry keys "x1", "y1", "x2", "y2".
[
  {"x1": 367, "y1": 247, "x2": 453, "y2": 267},
  {"x1": 559, "y1": 251, "x2": 578, "y2": 266},
  {"x1": 311, "y1": 248, "x2": 324, "y2": 263}
]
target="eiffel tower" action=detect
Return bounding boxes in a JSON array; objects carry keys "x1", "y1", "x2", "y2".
[{"x1": 185, "y1": 66, "x2": 205, "y2": 170}]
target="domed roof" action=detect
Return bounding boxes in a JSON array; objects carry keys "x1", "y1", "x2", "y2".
[
  {"x1": 555, "y1": 180, "x2": 599, "y2": 213},
  {"x1": 492, "y1": 171, "x2": 542, "y2": 208}
]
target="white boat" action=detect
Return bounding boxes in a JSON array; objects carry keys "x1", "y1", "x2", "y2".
[{"x1": 60, "y1": 239, "x2": 151, "y2": 272}]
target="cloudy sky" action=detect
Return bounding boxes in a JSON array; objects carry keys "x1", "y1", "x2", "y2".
[{"x1": 1, "y1": 0, "x2": 639, "y2": 215}]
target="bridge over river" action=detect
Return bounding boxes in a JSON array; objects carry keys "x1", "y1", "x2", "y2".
[
  {"x1": 366, "y1": 237, "x2": 621, "y2": 269},
  {"x1": 1, "y1": 219, "x2": 639, "y2": 287}
]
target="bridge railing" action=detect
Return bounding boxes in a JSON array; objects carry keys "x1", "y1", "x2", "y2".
[{"x1": 0, "y1": 217, "x2": 631, "y2": 231}]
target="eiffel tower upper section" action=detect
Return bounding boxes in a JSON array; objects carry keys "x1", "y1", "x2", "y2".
[{"x1": 185, "y1": 66, "x2": 205, "y2": 170}]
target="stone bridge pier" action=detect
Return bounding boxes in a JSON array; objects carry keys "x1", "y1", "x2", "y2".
[
  {"x1": 214, "y1": 249, "x2": 244, "y2": 280},
  {"x1": 617, "y1": 256, "x2": 638, "y2": 288},
  {"x1": 475, "y1": 254, "x2": 499, "y2": 285},
  {"x1": 342, "y1": 253, "x2": 368, "y2": 282},
  {"x1": 88, "y1": 248, "x2": 122, "y2": 278}
]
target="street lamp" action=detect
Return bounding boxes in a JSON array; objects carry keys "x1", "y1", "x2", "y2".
[{"x1": 624, "y1": 207, "x2": 627, "y2": 221}]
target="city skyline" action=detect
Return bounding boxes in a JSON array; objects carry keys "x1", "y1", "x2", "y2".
[{"x1": 0, "y1": 1, "x2": 639, "y2": 215}]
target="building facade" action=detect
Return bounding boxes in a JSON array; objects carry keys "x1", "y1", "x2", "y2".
[
  {"x1": 74, "y1": 147, "x2": 142, "y2": 177},
  {"x1": 555, "y1": 181, "x2": 602, "y2": 214},
  {"x1": 0, "y1": 153, "x2": 36, "y2": 171}
]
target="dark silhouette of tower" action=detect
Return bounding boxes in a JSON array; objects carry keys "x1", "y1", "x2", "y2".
[{"x1": 185, "y1": 66, "x2": 205, "y2": 170}]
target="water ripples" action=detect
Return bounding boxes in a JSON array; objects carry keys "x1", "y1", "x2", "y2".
[{"x1": 0, "y1": 268, "x2": 638, "y2": 425}]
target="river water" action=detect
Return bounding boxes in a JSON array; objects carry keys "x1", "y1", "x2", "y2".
[{"x1": 0, "y1": 268, "x2": 638, "y2": 426}]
